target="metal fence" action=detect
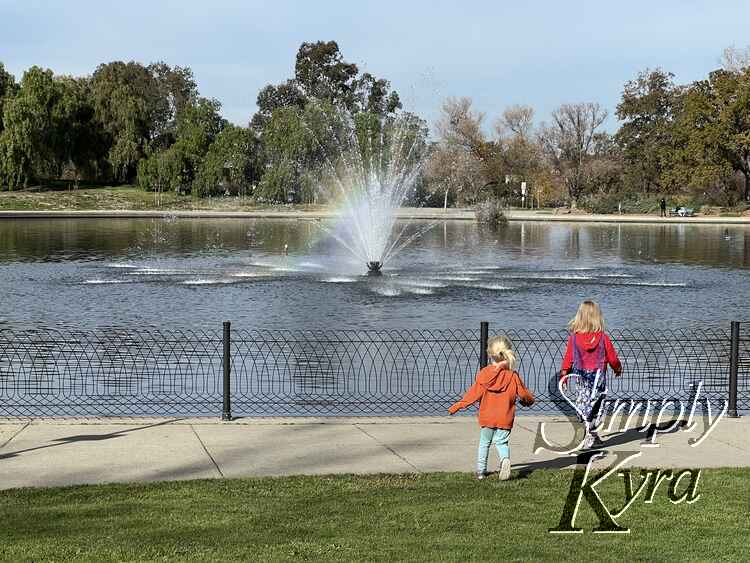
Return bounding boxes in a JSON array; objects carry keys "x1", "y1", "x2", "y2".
[{"x1": 0, "y1": 322, "x2": 747, "y2": 418}]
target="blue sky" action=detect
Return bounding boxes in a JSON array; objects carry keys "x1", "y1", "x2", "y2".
[{"x1": 1, "y1": 0, "x2": 748, "y2": 132}]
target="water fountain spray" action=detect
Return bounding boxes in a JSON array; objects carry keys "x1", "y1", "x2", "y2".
[{"x1": 302, "y1": 100, "x2": 435, "y2": 273}]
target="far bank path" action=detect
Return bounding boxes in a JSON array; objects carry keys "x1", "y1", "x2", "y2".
[
  {"x1": 2, "y1": 208, "x2": 750, "y2": 224},
  {"x1": 0, "y1": 415, "x2": 748, "y2": 489}
]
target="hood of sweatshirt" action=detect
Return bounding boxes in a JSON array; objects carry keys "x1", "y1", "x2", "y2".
[
  {"x1": 477, "y1": 365, "x2": 515, "y2": 392},
  {"x1": 574, "y1": 332, "x2": 603, "y2": 352}
]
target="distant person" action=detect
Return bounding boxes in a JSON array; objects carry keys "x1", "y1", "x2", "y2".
[
  {"x1": 448, "y1": 336, "x2": 535, "y2": 480},
  {"x1": 559, "y1": 301, "x2": 622, "y2": 449},
  {"x1": 660, "y1": 197, "x2": 667, "y2": 217}
]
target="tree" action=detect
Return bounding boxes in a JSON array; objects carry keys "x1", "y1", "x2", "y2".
[
  {"x1": 494, "y1": 105, "x2": 541, "y2": 187},
  {"x1": 435, "y1": 97, "x2": 485, "y2": 154},
  {"x1": 586, "y1": 132, "x2": 623, "y2": 193},
  {"x1": 194, "y1": 125, "x2": 259, "y2": 197},
  {"x1": 250, "y1": 41, "x2": 401, "y2": 133},
  {"x1": 720, "y1": 45, "x2": 750, "y2": 73},
  {"x1": 615, "y1": 69, "x2": 681, "y2": 193},
  {"x1": 148, "y1": 62, "x2": 198, "y2": 146},
  {"x1": 537, "y1": 102, "x2": 608, "y2": 204},
  {"x1": 294, "y1": 41, "x2": 359, "y2": 107},
  {"x1": 91, "y1": 61, "x2": 159, "y2": 182},
  {"x1": 667, "y1": 69, "x2": 750, "y2": 201},
  {"x1": 0, "y1": 62, "x2": 19, "y2": 134},
  {"x1": 0, "y1": 67, "x2": 101, "y2": 188},
  {"x1": 256, "y1": 105, "x2": 318, "y2": 203},
  {"x1": 135, "y1": 144, "x2": 185, "y2": 195},
  {"x1": 172, "y1": 97, "x2": 226, "y2": 179},
  {"x1": 425, "y1": 143, "x2": 484, "y2": 208},
  {"x1": 91, "y1": 61, "x2": 198, "y2": 182},
  {"x1": 250, "y1": 80, "x2": 306, "y2": 132},
  {"x1": 426, "y1": 97, "x2": 487, "y2": 208},
  {"x1": 351, "y1": 72, "x2": 401, "y2": 115},
  {"x1": 55, "y1": 75, "x2": 108, "y2": 183},
  {"x1": 495, "y1": 104, "x2": 534, "y2": 140},
  {"x1": 137, "y1": 97, "x2": 225, "y2": 194}
]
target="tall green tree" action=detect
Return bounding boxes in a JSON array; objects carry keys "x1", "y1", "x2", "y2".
[
  {"x1": 148, "y1": 62, "x2": 198, "y2": 146},
  {"x1": 256, "y1": 105, "x2": 318, "y2": 203},
  {"x1": 194, "y1": 125, "x2": 259, "y2": 197},
  {"x1": 250, "y1": 80, "x2": 306, "y2": 132},
  {"x1": 137, "y1": 97, "x2": 225, "y2": 193},
  {"x1": 615, "y1": 69, "x2": 681, "y2": 193},
  {"x1": 0, "y1": 67, "x2": 101, "y2": 188},
  {"x1": 91, "y1": 61, "x2": 197, "y2": 182},
  {"x1": 668, "y1": 69, "x2": 750, "y2": 201},
  {"x1": 250, "y1": 40, "x2": 401, "y2": 133},
  {"x1": 294, "y1": 41, "x2": 359, "y2": 107}
]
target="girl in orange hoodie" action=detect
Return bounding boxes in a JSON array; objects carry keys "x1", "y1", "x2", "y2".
[{"x1": 448, "y1": 336, "x2": 535, "y2": 480}]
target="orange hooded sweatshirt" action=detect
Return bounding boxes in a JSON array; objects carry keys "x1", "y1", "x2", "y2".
[{"x1": 448, "y1": 364, "x2": 535, "y2": 429}]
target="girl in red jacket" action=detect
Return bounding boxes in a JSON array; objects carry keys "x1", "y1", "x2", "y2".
[
  {"x1": 560, "y1": 300, "x2": 622, "y2": 449},
  {"x1": 448, "y1": 336, "x2": 535, "y2": 480}
]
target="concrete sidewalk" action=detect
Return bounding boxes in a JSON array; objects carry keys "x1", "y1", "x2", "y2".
[{"x1": 0, "y1": 415, "x2": 748, "y2": 490}]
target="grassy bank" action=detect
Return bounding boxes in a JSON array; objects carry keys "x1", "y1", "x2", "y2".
[
  {"x1": 1, "y1": 185, "x2": 749, "y2": 217},
  {"x1": 1, "y1": 469, "x2": 746, "y2": 562},
  {"x1": 0, "y1": 186, "x2": 324, "y2": 212}
]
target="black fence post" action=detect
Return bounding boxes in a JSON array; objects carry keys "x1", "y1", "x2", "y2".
[
  {"x1": 222, "y1": 321, "x2": 232, "y2": 421},
  {"x1": 480, "y1": 321, "x2": 489, "y2": 368},
  {"x1": 728, "y1": 321, "x2": 740, "y2": 418}
]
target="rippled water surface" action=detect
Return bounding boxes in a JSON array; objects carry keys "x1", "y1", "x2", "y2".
[{"x1": 1, "y1": 218, "x2": 749, "y2": 330}]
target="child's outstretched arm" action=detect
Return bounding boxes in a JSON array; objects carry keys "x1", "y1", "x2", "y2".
[
  {"x1": 514, "y1": 373, "x2": 535, "y2": 407},
  {"x1": 447, "y1": 381, "x2": 484, "y2": 414}
]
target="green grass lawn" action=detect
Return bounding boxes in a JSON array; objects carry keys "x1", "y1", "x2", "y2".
[
  {"x1": 1, "y1": 469, "x2": 746, "y2": 562},
  {"x1": 0, "y1": 186, "x2": 326, "y2": 212}
]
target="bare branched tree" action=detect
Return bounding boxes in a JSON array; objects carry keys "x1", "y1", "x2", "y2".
[
  {"x1": 720, "y1": 45, "x2": 750, "y2": 73},
  {"x1": 435, "y1": 97, "x2": 485, "y2": 154},
  {"x1": 537, "y1": 102, "x2": 608, "y2": 204},
  {"x1": 425, "y1": 144, "x2": 484, "y2": 209},
  {"x1": 427, "y1": 97, "x2": 487, "y2": 208},
  {"x1": 494, "y1": 104, "x2": 535, "y2": 141}
]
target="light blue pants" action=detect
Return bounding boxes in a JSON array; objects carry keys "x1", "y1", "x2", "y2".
[{"x1": 477, "y1": 427, "x2": 511, "y2": 474}]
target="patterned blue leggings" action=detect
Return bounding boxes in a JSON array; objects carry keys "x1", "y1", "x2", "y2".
[
  {"x1": 477, "y1": 427, "x2": 511, "y2": 473},
  {"x1": 573, "y1": 369, "x2": 607, "y2": 430}
]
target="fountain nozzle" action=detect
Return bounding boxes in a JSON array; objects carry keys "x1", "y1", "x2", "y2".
[{"x1": 367, "y1": 261, "x2": 383, "y2": 275}]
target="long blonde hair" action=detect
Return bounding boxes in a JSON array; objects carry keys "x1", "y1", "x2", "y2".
[
  {"x1": 487, "y1": 335, "x2": 517, "y2": 370},
  {"x1": 568, "y1": 300, "x2": 605, "y2": 333}
]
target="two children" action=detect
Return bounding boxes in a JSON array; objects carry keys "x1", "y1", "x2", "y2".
[{"x1": 449, "y1": 300, "x2": 622, "y2": 479}]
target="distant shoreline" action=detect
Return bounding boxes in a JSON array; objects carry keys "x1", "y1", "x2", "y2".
[{"x1": 1, "y1": 208, "x2": 750, "y2": 224}]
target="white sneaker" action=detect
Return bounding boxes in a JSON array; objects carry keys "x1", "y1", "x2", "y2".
[
  {"x1": 498, "y1": 458, "x2": 511, "y2": 481},
  {"x1": 582, "y1": 433, "x2": 595, "y2": 450}
]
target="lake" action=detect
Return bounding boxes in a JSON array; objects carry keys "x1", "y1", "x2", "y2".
[{"x1": 1, "y1": 217, "x2": 749, "y2": 332}]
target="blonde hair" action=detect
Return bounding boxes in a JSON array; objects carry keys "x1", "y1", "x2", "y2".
[
  {"x1": 568, "y1": 300, "x2": 605, "y2": 333},
  {"x1": 487, "y1": 335, "x2": 517, "y2": 370}
]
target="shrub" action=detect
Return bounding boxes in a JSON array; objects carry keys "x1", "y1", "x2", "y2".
[
  {"x1": 581, "y1": 191, "x2": 623, "y2": 214},
  {"x1": 474, "y1": 199, "x2": 507, "y2": 225}
]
